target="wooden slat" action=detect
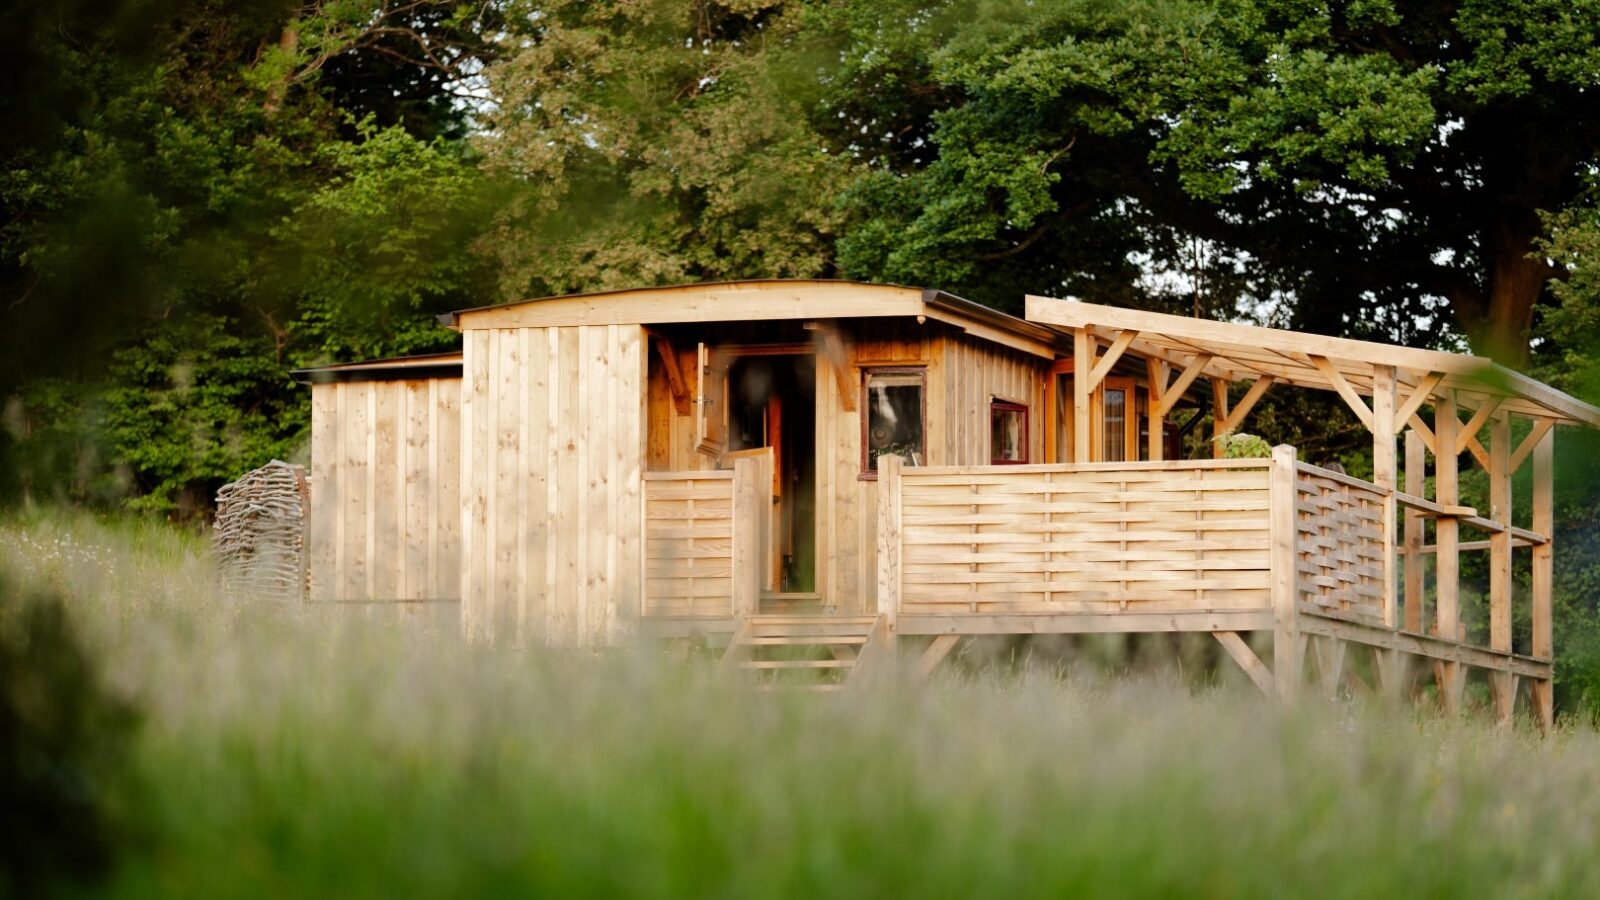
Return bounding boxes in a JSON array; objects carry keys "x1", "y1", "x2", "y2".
[{"x1": 308, "y1": 384, "x2": 338, "y2": 601}]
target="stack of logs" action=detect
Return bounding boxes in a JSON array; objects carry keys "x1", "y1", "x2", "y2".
[{"x1": 213, "y1": 460, "x2": 310, "y2": 602}]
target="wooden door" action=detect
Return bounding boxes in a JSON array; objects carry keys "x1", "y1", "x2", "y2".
[
  {"x1": 696, "y1": 343, "x2": 728, "y2": 458},
  {"x1": 724, "y1": 446, "x2": 778, "y2": 591}
]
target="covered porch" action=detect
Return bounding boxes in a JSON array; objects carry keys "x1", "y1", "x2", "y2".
[{"x1": 642, "y1": 297, "x2": 1596, "y2": 721}]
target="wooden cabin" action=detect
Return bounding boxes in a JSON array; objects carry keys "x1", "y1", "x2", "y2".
[{"x1": 293, "y1": 279, "x2": 1600, "y2": 723}]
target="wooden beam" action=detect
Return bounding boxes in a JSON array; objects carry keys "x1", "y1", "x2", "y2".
[
  {"x1": 915, "y1": 634, "x2": 962, "y2": 682},
  {"x1": 1218, "y1": 374, "x2": 1275, "y2": 435},
  {"x1": 1270, "y1": 445, "x2": 1301, "y2": 700},
  {"x1": 1213, "y1": 631, "x2": 1275, "y2": 696},
  {"x1": 653, "y1": 336, "x2": 690, "y2": 415},
  {"x1": 1393, "y1": 372, "x2": 1446, "y2": 434},
  {"x1": 896, "y1": 610, "x2": 1275, "y2": 636},
  {"x1": 1403, "y1": 430, "x2": 1425, "y2": 634},
  {"x1": 1463, "y1": 434, "x2": 1490, "y2": 471},
  {"x1": 1309, "y1": 355, "x2": 1374, "y2": 428},
  {"x1": 1298, "y1": 611, "x2": 1550, "y2": 679},
  {"x1": 1509, "y1": 419, "x2": 1555, "y2": 473},
  {"x1": 1087, "y1": 329, "x2": 1136, "y2": 387},
  {"x1": 1454, "y1": 396, "x2": 1504, "y2": 455},
  {"x1": 813, "y1": 327, "x2": 856, "y2": 413},
  {"x1": 1531, "y1": 426, "x2": 1555, "y2": 731},
  {"x1": 1151, "y1": 353, "x2": 1213, "y2": 417},
  {"x1": 1407, "y1": 413, "x2": 1438, "y2": 454},
  {"x1": 1409, "y1": 537, "x2": 1541, "y2": 554}
]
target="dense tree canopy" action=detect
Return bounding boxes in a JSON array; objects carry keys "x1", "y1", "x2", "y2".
[{"x1": 831, "y1": 0, "x2": 1600, "y2": 364}]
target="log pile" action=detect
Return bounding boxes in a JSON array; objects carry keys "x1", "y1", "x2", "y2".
[{"x1": 213, "y1": 460, "x2": 309, "y2": 602}]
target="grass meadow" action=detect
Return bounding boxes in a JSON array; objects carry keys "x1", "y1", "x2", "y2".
[{"x1": 7, "y1": 511, "x2": 1600, "y2": 898}]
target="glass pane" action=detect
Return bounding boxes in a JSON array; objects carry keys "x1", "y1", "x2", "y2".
[
  {"x1": 866, "y1": 373, "x2": 924, "y2": 470},
  {"x1": 991, "y1": 405, "x2": 1026, "y2": 463},
  {"x1": 1104, "y1": 388, "x2": 1127, "y2": 462}
]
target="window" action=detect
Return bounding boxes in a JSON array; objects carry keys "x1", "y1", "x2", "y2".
[
  {"x1": 990, "y1": 400, "x2": 1028, "y2": 464},
  {"x1": 862, "y1": 368, "x2": 925, "y2": 474}
]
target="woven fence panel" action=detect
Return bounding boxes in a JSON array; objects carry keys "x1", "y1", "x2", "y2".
[{"x1": 214, "y1": 460, "x2": 309, "y2": 601}]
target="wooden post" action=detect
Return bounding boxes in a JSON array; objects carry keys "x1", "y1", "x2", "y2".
[
  {"x1": 1372, "y1": 365, "x2": 1397, "y2": 489},
  {"x1": 1270, "y1": 444, "x2": 1301, "y2": 700},
  {"x1": 1147, "y1": 359, "x2": 1167, "y2": 462},
  {"x1": 731, "y1": 456, "x2": 769, "y2": 619},
  {"x1": 1403, "y1": 430, "x2": 1425, "y2": 633},
  {"x1": 1073, "y1": 330, "x2": 1092, "y2": 463},
  {"x1": 1531, "y1": 426, "x2": 1555, "y2": 731},
  {"x1": 876, "y1": 454, "x2": 903, "y2": 651},
  {"x1": 1211, "y1": 378, "x2": 1230, "y2": 459},
  {"x1": 1488, "y1": 412, "x2": 1514, "y2": 724},
  {"x1": 1434, "y1": 391, "x2": 1463, "y2": 714}
]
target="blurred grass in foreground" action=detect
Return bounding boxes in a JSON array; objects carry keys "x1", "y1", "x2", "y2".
[{"x1": 6, "y1": 511, "x2": 1600, "y2": 899}]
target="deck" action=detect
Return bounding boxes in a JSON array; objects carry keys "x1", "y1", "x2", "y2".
[{"x1": 643, "y1": 449, "x2": 1552, "y2": 718}]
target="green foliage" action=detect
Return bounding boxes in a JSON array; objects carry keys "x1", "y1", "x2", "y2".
[
  {"x1": 475, "y1": 0, "x2": 854, "y2": 299},
  {"x1": 1533, "y1": 185, "x2": 1600, "y2": 716},
  {"x1": 830, "y1": 0, "x2": 1600, "y2": 358},
  {"x1": 1, "y1": 1, "x2": 491, "y2": 516},
  {"x1": 103, "y1": 315, "x2": 309, "y2": 515},
  {"x1": 1216, "y1": 432, "x2": 1272, "y2": 459},
  {"x1": 1, "y1": 576, "x2": 138, "y2": 894}
]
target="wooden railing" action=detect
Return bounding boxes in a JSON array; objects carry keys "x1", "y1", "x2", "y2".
[
  {"x1": 642, "y1": 453, "x2": 771, "y2": 619},
  {"x1": 643, "y1": 471, "x2": 735, "y2": 618},
  {"x1": 1292, "y1": 462, "x2": 1395, "y2": 627},
  {"x1": 878, "y1": 457, "x2": 1276, "y2": 618}
]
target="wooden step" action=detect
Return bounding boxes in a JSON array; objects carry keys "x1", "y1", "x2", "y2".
[
  {"x1": 745, "y1": 630, "x2": 870, "y2": 643},
  {"x1": 737, "y1": 658, "x2": 851, "y2": 670},
  {"x1": 747, "y1": 630, "x2": 872, "y2": 642},
  {"x1": 747, "y1": 615, "x2": 877, "y2": 625},
  {"x1": 757, "y1": 683, "x2": 846, "y2": 693}
]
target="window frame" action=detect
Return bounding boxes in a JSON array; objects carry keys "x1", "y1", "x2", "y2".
[
  {"x1": 989, "y1": 398, "x2": 1030, "y2": 465},
  {"x1": 859, "y1": 366, "x2": 928, "y2": 479}
]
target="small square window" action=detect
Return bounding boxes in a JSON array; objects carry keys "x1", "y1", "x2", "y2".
[
  {"x1": 862, "y1": 369, "x2": 925, "y2": 474},
  {"x1": 991, "y1": 400, "x2": 1028, "y2": 464}
]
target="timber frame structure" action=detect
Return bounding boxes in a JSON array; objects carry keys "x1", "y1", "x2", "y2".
[{"x1": 293, "y1": 280, "x2": 1600, "y2": 723}]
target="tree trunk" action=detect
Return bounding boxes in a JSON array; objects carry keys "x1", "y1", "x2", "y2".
[{"x1": 1460, "y1": 212, "x2": 1554, "y2": 369}]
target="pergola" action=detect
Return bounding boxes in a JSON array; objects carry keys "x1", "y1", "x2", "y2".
[{"x1": 1026, "y1": 296, "x2": 1600, "y2": 721}]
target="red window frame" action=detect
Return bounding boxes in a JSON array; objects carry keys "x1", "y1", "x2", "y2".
[{"x1": 990, "y1": 399, "x2": 1029, "y2": 464}]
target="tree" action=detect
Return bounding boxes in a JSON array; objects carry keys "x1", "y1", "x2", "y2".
[
  {"x1": 474, "y1": 0, "x2": 855, "y2": 301},
  {"x1": 0, "y1": 1, "x2": 496, "y2": 515},
  {"x1": 830, "y1": 0, "x2": 1600, "y2": 364}
]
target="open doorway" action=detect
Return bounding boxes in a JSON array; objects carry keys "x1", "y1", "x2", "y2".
[{"x1": 726, "y1": 354, "x2": 817, "y2": 594}]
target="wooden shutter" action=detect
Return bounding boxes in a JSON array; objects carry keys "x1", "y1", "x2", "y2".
[{"x1": 695, "y1": 343, "x2": 728, "y2": 458}]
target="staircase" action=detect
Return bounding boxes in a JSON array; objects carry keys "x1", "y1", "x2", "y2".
[{"x1": 719, "y1": 614, "x2": 888, "y2": 692}]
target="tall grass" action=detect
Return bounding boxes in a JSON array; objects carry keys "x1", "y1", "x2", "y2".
[{"x1": 6, "y1": 511, "x2": 1600, "y2": 898}]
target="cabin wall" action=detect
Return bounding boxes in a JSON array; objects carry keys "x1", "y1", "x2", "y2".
[
  {"x1": 308, "y1": 377, "x2": 461, "y2": 602},
  {"x1": 459, "y1": 324, "x2": 646, "y2": 645},
  {"x1": 928, "y1": 330, "x2": 1050, "y2": 467}
]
